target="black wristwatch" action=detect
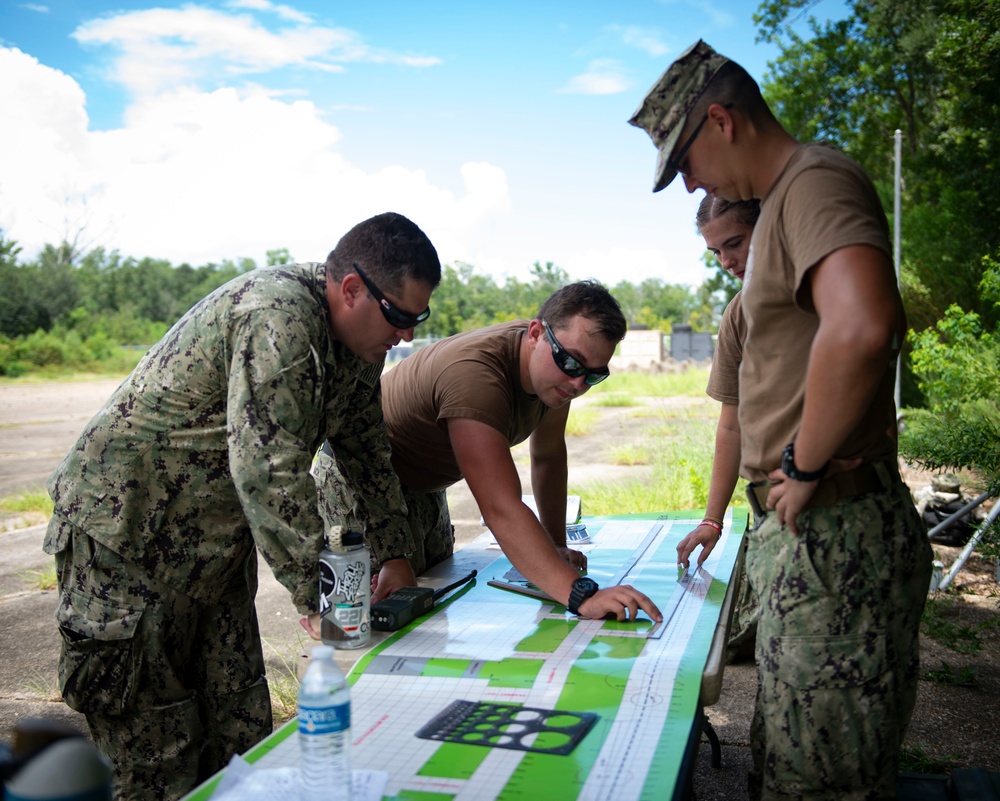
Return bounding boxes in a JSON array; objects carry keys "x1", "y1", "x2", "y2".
[
  {"x1": 567, "y1": 577, "x2": 600, "y2": 616},
  {"x1": 781, "y1": 442, "x2": 829, "y2": 482}
]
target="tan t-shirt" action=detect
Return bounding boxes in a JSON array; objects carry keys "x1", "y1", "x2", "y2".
[
  {"x1": 706, "y1": 289, "x2": 744, "y2": 405},
  {"x1": 739, "y1": 144, "x2": 898, "y2": 482},
  {"x1": 382, "y1": 320, "x2": 550, "y2": 492}
]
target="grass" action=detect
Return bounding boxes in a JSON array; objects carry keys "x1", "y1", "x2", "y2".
[
  {"x1": 565, "y1": 407, "x2": 599, "y2": 437},
  {"x1": 0, "y1": 488, "x2": 53, "y2": 517},
  {"x1": 589, "y1": 392, "x2": 638, "y2": 408},
  {"x1": 263, "y1": 635, "x2": 307, "y2": 725},
  {"x1": 572, "y1": 416, "x2": 719, "y2": 514},
  {"x1": 592, "y1": 368, "x2": 710, "y2": 399},
  {"x1": 923, "y1": 661, "x2": 978, "y2": 687},
  {"x1": 609, "y1": 444, "x2": 650, "y2": 466},
  {"x1": 898, "y1": 743, "x2": 959, "y2": 775},
  {"x1": 22, "y1": 565, "x2": 58, "y2": 591},
  {"x1": 21, "y1": 669, "x2": 62, "y2": 702},
  {"x1": 921, "y1": 596, "x2": 1000, "y2": 655},
  {"x1": 0, "y1": 359, "x2": 140, "y2": 385}
]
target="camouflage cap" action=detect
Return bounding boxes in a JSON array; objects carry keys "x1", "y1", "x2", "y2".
[{"x1": 628, "y1": 40, "x2": 730, "y2": 192}]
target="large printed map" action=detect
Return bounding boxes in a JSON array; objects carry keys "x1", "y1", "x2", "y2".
[{"x1": 187, "y1": 511, "x2": 747, "y2": 801}]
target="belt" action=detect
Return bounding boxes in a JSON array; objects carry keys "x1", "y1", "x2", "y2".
[{"x1": 747, "y1": 461, "x2": 896, "y2": 516}]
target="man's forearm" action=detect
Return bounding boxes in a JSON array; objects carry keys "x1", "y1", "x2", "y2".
[
  {"x1": 794, "y1": 325, "x2": 890, "y2": 471},
  {"x1": 531, "y1": 457, "x2": 569, "y2": 547}
]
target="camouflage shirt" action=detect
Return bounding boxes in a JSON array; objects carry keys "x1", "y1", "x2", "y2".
[{"x1": 45, "y1": 263, "x2": 413, "y2": 614}]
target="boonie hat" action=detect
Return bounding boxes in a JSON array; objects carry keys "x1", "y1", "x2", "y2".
[{"x1": 628, "y1": 40, "x2": 730, "y2": 192}]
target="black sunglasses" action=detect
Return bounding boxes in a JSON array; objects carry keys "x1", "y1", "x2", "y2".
[
  {"x1": 668, "y1": 102, "x2": 734, "y2": 176},
  {"x1": 542, "y1": 320, "x2": 610, "y2": 386},
  {"x1": 353, "y1": 263, "x2": 430, "y2": 329}
]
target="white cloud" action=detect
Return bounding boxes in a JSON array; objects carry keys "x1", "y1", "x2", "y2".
[
  {"x1": 612, "y1": 25, "x2": 669, "y2": 57},
  {"x1": 72, "y1": 6, "x2": 439, "y2": 97},
  {"x1": 0, "y1": 46, "x2": 509, "y2": 271},
  {"x1": 226, "y1": 0, "x2": 313, "y2": 25},
  {"x1": 559, "y1": 59, "x2": 629, "y2": 95},
  {"x1": 20, "y1": 3, "x2": 49, "y2": 13}
]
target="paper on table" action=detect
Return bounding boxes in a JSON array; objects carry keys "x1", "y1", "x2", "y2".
[{"x1": 211, "y1": 754, "x2": 388, "y2": 801}]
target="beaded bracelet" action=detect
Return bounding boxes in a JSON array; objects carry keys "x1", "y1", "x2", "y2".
[{"x1": 700, "y1": 518, "x2": 723, "y2": 534}]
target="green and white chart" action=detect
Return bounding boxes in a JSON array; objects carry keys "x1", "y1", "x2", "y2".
[{"x1": 188, "y1": 510, "x2": 747, "y2": 801}]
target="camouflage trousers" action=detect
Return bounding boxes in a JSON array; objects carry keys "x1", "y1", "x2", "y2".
[
  {"x1": 727, "y1": 535, "x2": 760, "y2": 662},
  {"x1": 744, "y1": 473, "x2": 932, "y2": 801},
  {"x1": 45, "y1": 515, "x2": 272, "y2": 801},
  {"x1": 399, "y1": 485, "x2": 456, "y2": 576}
]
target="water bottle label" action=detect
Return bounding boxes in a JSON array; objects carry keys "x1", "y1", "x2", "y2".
[{"x1": 299, "y1": 701, "x2": 350, "y2": 735}]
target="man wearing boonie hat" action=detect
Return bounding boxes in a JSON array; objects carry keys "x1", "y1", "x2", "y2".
[{"x1": 630, "y1": 41, "x2": 932, "y2": 801}]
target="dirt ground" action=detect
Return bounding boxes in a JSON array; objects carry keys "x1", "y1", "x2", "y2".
[{"x1": 1, "y1": 378, "x2": 998, "y2": 796}]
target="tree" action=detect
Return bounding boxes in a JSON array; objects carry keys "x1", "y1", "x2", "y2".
[
  {"x1": 266, "y1": 248, "x2": 293, "y2": 267},
  {"x1": 0, "y1": 233, "x2": 51, "y2": 337},
  {"x1": 755, "y1": 0, "x2": 1000, "y2": 332},
  {"x1": 899, "y1": 254, "x2": 1000, "y2": 499}
]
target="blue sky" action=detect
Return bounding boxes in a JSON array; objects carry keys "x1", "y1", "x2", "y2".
[{"x1": 0, "y1": 0, "x2": 843, "y2": 288}]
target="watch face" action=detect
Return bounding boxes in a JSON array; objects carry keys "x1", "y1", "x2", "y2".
[{"x1": 574, "y1": 577, "x2": 599, "y2": 593}]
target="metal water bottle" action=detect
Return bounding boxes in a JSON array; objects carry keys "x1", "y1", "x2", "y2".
[{"x1": 319, "y1": 529, "x2": 371, "y2": 649}]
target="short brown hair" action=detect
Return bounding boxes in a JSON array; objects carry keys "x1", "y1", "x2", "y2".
[{"x1": 537, "y1": 281, "x2": 627, "y2": 343}]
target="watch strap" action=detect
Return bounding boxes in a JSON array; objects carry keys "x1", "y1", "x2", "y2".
[
  {"x1": 782, "y1": 442, "x2": 829, "y2": 482},
  {"x1": 567, "y1": 577, "x2": 599, "y2": 616}
]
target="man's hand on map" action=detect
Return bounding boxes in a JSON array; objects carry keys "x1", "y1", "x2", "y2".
[{"x1": 579, "y1": 586, "x2": 663, "y2": 623}]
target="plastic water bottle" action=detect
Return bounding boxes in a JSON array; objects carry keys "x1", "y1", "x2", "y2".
[{"x1": 298, "y1": 645, "x2": 352, "y2": 801}]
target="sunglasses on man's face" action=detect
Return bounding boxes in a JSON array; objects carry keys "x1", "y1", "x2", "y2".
[
  {"x1": 542, "y1": 320, "x2": 610, "y2": 386},
  {"x1": 353, "y1": 263, "x2": 431, "y2": 330},
  {"x1": 667, "y1": 102, "x2": 734, "y2": 177}
]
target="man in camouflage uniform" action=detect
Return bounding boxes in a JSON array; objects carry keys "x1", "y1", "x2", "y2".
[
  {"x1": 44, "y1": 212, "x2": 441, "y2": 801},
  {"x1": 630, "y1": 43, "x2": 932, "y2": 799}
]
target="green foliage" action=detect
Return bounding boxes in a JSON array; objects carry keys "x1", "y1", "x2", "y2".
[
  {"x1": 907, "y1": 306, "x2": 999, "y2": 410},
  {"x1": 0, "y1": 489, "x2": 53, "y2": 517},
  {"x1": 921, "y1": 596, "x2": 1000, "y2": 655},
  {"x1": 21, "y1": 567, "x2": 58, "y2": 591},
  {"x1": 755, "y1": 0, "x2": 1000, "y2": 332},
  {"x1": 266, "y1": 248, "x2": 293, "y2": 266},
  {"x1": 900, "y1": 285, "x2": 1000, "y2": 497},
  {"x1": 592, "y1": 368, "x2": 711, "y2": 399},
  {"x1": 565, "y1": 408, "x2": 599, "y2": 437},
  {"x1": 610, "y1": 278, "x2": 701, "y2": 333},
  {"x1": 589, "y1": 393, "x2": 637, "y2": 408},
  {"x1": 572, "y1": 412, "x2": 736, "y2": 514},
  {"x1": 898, "y1": 744, "x2": 959, "y2": 775},
  {"x1": 923, "y1": 661, "x2": 977, "y2": 687},
  {"x1": 901, "y1": 409, "x2": 1000, "y2": 497}
]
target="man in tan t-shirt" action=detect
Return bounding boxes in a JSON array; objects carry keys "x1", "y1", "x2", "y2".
[
  {"x1": 318, "y1": 281, "x2": 662, "y2": 625},
  {"x1": 630, "y1": 41, "x2": 932, "y2": 801}
]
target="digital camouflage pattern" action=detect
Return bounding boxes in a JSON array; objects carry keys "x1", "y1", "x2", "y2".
[
  {"x1": 312, "y1": 443, "x2": 452, "y2": 576},
  {"x1": 48, "y1": 515, "x2": 271, "y2": 801},
  {"x1": 628, "y1": 39, "x2": 730, "y2": 192},
  {"x1": 45, "y1": 262, "x2": 412, "y2": 614},
  {"x1": 726, "y1": 537, "x2": 760, "y2": 661},
  {"x1": 44, "y1": 262, "x2": 413, "y2": 800},
  {"x1": 398, "y1": 486, "x2": 455, "y2": 576},
  {"x1": 744, "y1": 472, "x2": 933, "y2": 801}
]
